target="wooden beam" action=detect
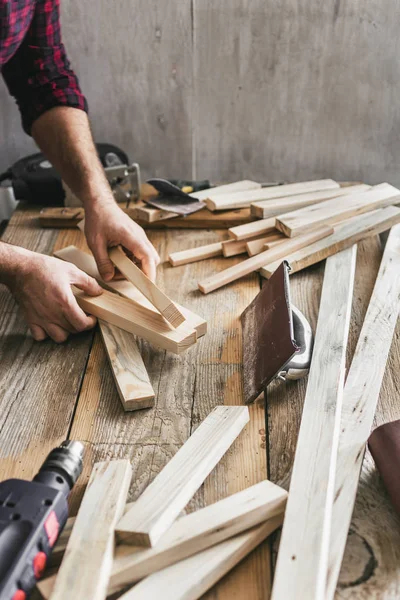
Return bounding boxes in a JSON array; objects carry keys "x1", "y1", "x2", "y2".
[
  {"x1": 228, "y1": 217, "x2": 276, "y2": 241},
  {"x1": 198, "y1": 226, "x2": 333, "y2": 294},
  {"x1": 205, "y1": 180, "x2": 340, "y2": 211},
  {"x1": 260, "y1": 206, "x2": 400, "y2": 279},
  {"x1": 118, "y1": 517, "x2": 283, "y2": 600},
  {"x1": 271, "y1": 246, "x2": 357, "y2": 600},
  {"x1": 116, "y1": 406, "x2": 249, "y2": 547},
  {"x1": 99, "y1": 321, "x2": 155, "y2": 411},
  {"x1": 325, "y1": 224, "x2": 400, "y2": 599},
  {"x1": 168, "y1": 242, "x2": 223, "y2": 266},
  {"x1": 49, "y1": 460, "x2": 132, "y2": 600},
  {"x1": 263, "y1": 239, "x2": 285, "y2": 250},
  {"x1": 39, "y1": 480, "x2": 287, "y2": 598},
  {"x1": 222, "y1": 238, "x2": 250, "y2": 257},
  {"x1": 73, "y1": 287, "x2": 197, "y2": 355},
  {"x1": 54, "y1": 246, "x2": 207, "y2": 337},
  {"x1": 276, "y1": 183, "x2": 400, "y2": 238},
  {"x1": 189, "y1": 180, "x2": 261, "y2": 201},
  {"x1": 109, "y1": 245, "x2": 186, "y2": 327},
  {"x1": 250, "y1": 184, "x2": 370, "y2": 218},
  {"x1": 246, "y1": 234, "x2": 284, "y2": 256},
  {"x1": 132, "y1": 200, "x2": 178, "y2": 223}
]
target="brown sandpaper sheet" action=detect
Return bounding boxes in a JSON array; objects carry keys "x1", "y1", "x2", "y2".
[
  {"x1": 240, "y1": 261, "x2": 298, "y2": 404},
  {"x1": 369, "y1": 420, "x2": 400, "y2": 516}
]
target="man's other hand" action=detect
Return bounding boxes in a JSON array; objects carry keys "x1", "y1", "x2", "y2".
[
  {"x1": 7, "y1": 250, "x2": 102, "y2": 343},
  {"x1": 84, "y1": 202, "x2": 160, "y2": 282}
]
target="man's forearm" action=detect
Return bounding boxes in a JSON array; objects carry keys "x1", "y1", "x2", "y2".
[{"x1": 31, "y1": 106, "x2": 113, "y2": 209}]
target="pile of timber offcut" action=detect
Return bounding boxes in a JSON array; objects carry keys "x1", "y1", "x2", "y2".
[{"x1": 37, "y1": 406, "x2": 288, "y2": 600}]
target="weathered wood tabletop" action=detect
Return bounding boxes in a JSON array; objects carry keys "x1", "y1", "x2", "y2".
[{"x1": 0, "y1": 205, "x2": 399, "y2": 599}]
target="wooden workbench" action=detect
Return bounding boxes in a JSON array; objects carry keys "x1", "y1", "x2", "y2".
[{"x1": 0, "y1": 205, "x2": 399, "y2": 599}]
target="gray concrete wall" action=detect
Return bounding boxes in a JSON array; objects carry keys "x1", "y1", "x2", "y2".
[{"x1": 1, "y1": 1, "x2": 400, "y2": 185}]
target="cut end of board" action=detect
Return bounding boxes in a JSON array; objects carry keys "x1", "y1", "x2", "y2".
[
  {"x1": 162, "y1": 302, "x2": 187, "y2": 327},
  {"x1": 116, "y1": 529, "x2": 153, "y2": 547}
]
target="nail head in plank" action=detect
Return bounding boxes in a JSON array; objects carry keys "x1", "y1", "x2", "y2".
[
  {"x1": 49, "y1": 460, "x2": 132, "y2": 600},
  {"x1": 325, "y1": 224, "x2": 400, "y2": 599},
  {"x1": 198, "y1": 226, "x2": 334, "y2": 294},
  {"x1": 271, "y1": 246, "x2": 357, "y2": 600},
  {"x1": 109, "y1": 245, "x2": 186, "y2": 327},
  {"x1": 116, "y1": 406, "x2": 249, "y2": 547},
  {"x1": 168, "y1": 242, "x2": 223, "y2": 266},
  {"x1": 98, "y1": 320, "x2": 155, "y2": 411},
  {"x1": 276, "y1": 183, "x2": 400, "y2": 238},
  {"x1": 260, "y1": 206, "x2": 400, "y2": 279},
  {"x1": 228, "y1": 217, "x2": 277, "y2": 241}
]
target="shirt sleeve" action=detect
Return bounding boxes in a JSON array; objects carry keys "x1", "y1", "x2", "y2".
[{"x1": 1, "y1": 0, "x2": 88, "y2": 135}]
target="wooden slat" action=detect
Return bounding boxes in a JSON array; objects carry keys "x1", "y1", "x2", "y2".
[
  {"x1": 271, "y1": 246, "x2": 357, "y2": 600},
  {"x1": 260, "y1": 207, "x2": 400, "y2": 279},
  {"x1": 98, "y1": 321, "x2": 155, "y2": 411},
  {"x1": 222, "y1": 238, "x2": 250, "y2": 257},
  {"x1": 198, "y1": 226, "x2": 334, "y2": 294},
  {"x1": 246, "y1": 234, "x2": 284, "y2": 256},
  {"x1": 116, "y1": 406, "x2": 249, "y2": 546},
  {"x1": 250, "y1": 184, "x2": 370, "y2": 218},
  {"x1": 189, "y1": 180, "x2": 261, "y2": 200},
  {"x1": 50, "y1": 460, "x2": 132, "y2": 600},
  {"x1": 276, "y1": 183, "x2": 400, "y2": 237},
  {"x1": 205, "y1": 180, "x2": 340, "y2": 211},
  {"x1": 228, "y1": 217, "x2": 276, "y2": 241},
  {"x1": 74, "y1": 288, "x2": 197, "y2": 355},
  {"x1": 169, "y1": 242, "x2": 223, "y2": 266},
  {"x1": 119, "y1": 517, "x2": 283, "y2": 600},
  {"x1": 325, "y1": 224, "x2": 400, "y2": 599},
  {"x1": 109, "y1": 245, "x2": 186, "y2": 327},
  {"x1": 40, "y1": 480, "x2": 287, "y2": 597}
]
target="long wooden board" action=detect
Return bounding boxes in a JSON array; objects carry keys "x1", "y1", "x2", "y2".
[
  {"x1": 250, "y1": 184, "x2": 370, "y2": 218},
  {"x1": 189, "y1": 179, "x2": 261, "y2": 200},
  {"x1": 246, "y1": 234, "x2": 284, "y2": 256},
  {"x1": 276, "y1": 183, "x2": 400, "y2": 237},
  {"x1": 73, "y1": 287, "x2": 197, "y2": 354},
  {"x1": 40, "y1": 480, "x2": 287, "y2": 598},
  {"x1": 116, "y1": 406, "x2": 249, "y2": 546},
  {"x1": 50, "y1": 460, "x2": 132, "y2": 600},
  {"x1": 109, "y1": 245, "x2": 186, "y2": 327},
  {"x1": 228, "y1": 217, "x2": 277, "y2": 241},
  {"x1": 119, "y1": 517, "x2": 283, "y2": 600},
  {"x1": 169, "y1": 241, "x2": 223, "y2": 266},
  {"x1": 54, "y1": 245, "x2": 207, "y2": 337},
  {"x1": 98, "y1": 321, "x2": 155, "y2": 411},
  {"x1": 198, "y1": 226, "x2": 333, "y2": 294},
  {"x1": 205, "y1": 179, "x2": 340, "y2": 211},
  {"x1": 271, "y1": 246, "x2": 357, "y2": 600},
  {"x1": 260, "y1": 206, "x2": 400, "y2": 279},
  {"x1": 325, "y1": 224, "x2": 400, "y2": 599}
]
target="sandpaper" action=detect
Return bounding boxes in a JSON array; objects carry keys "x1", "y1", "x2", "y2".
[
  {"x1": 240, "y1": 261, "x2": 299, "y2": 404},
  {"x1": 368, "y1": 420, "x2": 400, "y2": 516},
  {"x1": 144, "y1": 178, "x2": 206, "y2": 215}
]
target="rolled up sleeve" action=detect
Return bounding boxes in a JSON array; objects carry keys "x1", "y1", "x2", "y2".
[{"x1": 2, "y1": 0, "x2": 88, "y2": 134}]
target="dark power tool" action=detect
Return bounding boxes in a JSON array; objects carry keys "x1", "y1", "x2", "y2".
[{"x1": 0, "y1": 440, "x2": 84, "y2": 600}]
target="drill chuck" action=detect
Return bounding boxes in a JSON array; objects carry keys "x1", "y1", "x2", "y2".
[{"x1": 35, "y1": 440, "x2": 84, "y2": 489}]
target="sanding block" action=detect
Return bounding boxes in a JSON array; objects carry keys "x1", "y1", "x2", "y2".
[
  {"x1": 144, "y1": 178, "x2": 206, "y2": 215},
  {"x1": 240, "y1": 261, "x2": 313, "y2": 404}
]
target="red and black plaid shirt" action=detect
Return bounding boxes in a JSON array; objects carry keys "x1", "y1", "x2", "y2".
[{"x1": 0, "y1": 0, "x2": 87, "y2": 134}]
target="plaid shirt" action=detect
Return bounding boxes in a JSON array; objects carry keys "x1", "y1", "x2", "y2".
[{"x1": 0, "y1": 0, "x2": 87, "y2": 134}]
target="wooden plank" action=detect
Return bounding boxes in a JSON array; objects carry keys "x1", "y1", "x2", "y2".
[
  {"x1": 50, "y1": 460, "x2": 132, "y2": 600},
  {"x1": 118, "y1": 517, "x2": 283, "y2": 600},
  {"x1": 169, "y1": 242, "x2": 223, "y2": 266},
  {"x1": 276, "y1": 183, "x2": 400, "y2": 238},
  {"x1": 260, "y1": 206, "x2": 400, "y2": 279},
  {"x1": 246, "y1": 234, "x2": 284, "y2": 256},
  {"x1": 74, "y1": 287, "x2": 197, "y2": 355},
  {"x1": 109, "y1": 245, "x2": 186, "y2": 327},
  {"x1": 205, "y1": 180, "x2": 340, "y2": 211},
  {"x1": 228, "y1": 217, "x2": 276, "y2": 241},
  {"x1": 198, "y1": 226, "x2": 334, "y2": 294},
  {"x1": 271, "y1": 246, "x2": 357, "y2": 600},
  {"x1": 325, "y1": 224, "x2": 400, "y2": 599},
  {"x1": 116, "y1": 406, "x2": 249, "y2": 546},
  {"x1": 132, "y1": 201, "x2": 178, "y2": 223},
  {"x1": 54, "y1": 245, "x2": 207, "y2": 337},
  {"x1": 40, "y1": 480, "x2": 287, "y2": 597},
  {"x1": 222, "y1": 238, "x2": 250, "y2": 257},
  {"x1": 251, "y1": 184, "x2": 370, "y2": 218},
  {"x1": 98, "y1": 321, "x2": 155, "y2": 411},
  {"x1": 189, "y1": 180, "x2": 261, "y2": 200}
]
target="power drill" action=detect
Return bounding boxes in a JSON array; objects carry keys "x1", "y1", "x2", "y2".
[{"x1": 0, "y1": 441, "x2": 84, "y2": 600}]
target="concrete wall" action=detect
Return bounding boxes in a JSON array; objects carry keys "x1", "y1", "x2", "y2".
[{"x1": 1, "y1": 0, "x2": 400, "y2": 184}]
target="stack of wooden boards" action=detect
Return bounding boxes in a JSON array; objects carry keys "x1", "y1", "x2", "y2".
[
  {"x1": 54, "y1": 245, "x2": 207, "y2": 412},
  {"x1": 163, "y1": 180, "x2": 400, "y2": 294},
  {"x1": 36, "y1": 406, "x2": 288, "y2": 600},
  {"x1": 270, "y1": 225, "x2": 400, "y2": 600}
]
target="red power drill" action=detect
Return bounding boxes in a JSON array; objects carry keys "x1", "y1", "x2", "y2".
[{"x1": 0, "y1": 440, "x2": 84, "y2": 599}]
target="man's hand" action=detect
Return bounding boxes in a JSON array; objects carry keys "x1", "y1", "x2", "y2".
[
  {"x1": 2, "y1": 246, "x2": 102, "y2": 343},
  {"x1": 84, "y1": 201, "x2": 160, "y2": 282}
]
